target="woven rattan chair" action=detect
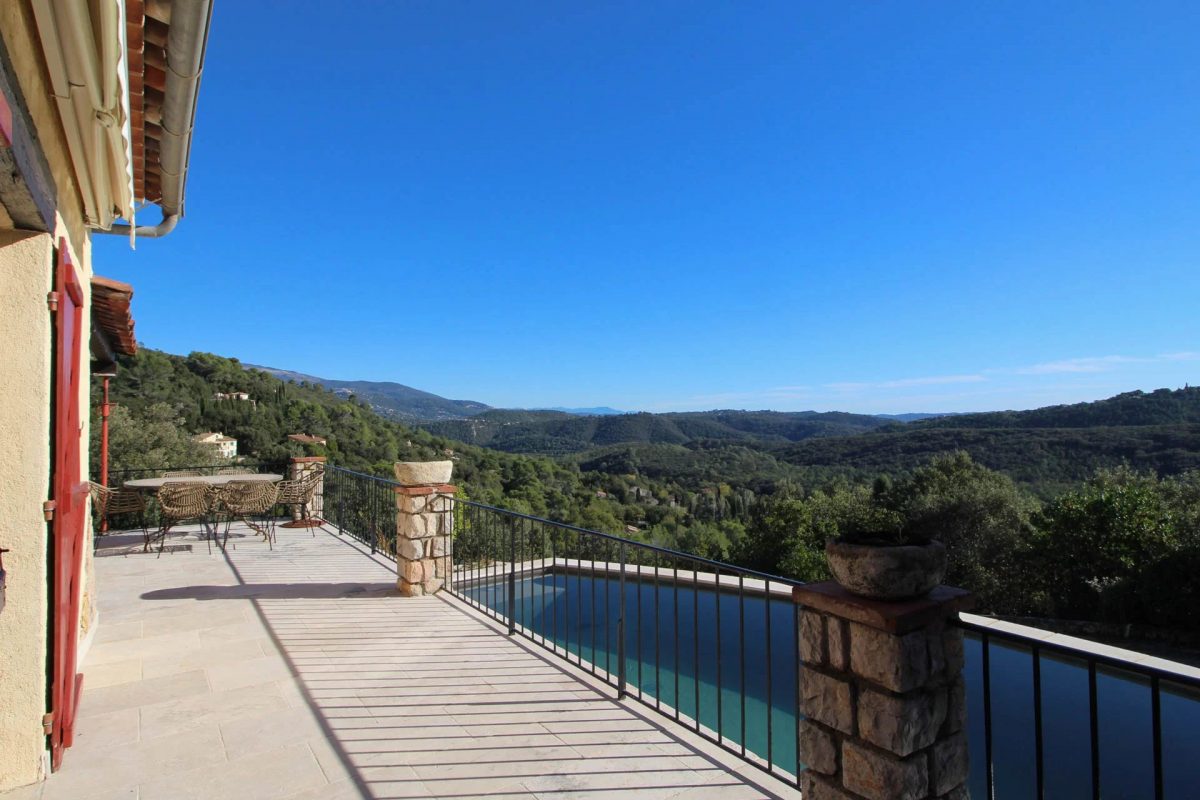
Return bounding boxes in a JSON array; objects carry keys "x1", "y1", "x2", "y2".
[
  {"x1": 214, "y1": 466, "x2": 243, "y2": 475},
  {"x1": 153, "y1": 482, "x2": 212, "y2": 555},
  {"x1": 162, "y1": 469, "x2": 202, "y2": 478},
  {"x1": 88, "y1": 481, "x2": 147, "y2": 543},
  {"x1": 218, "y1": 481, "x2": 279, "y2": 550},
  {"x1": 276, "y1": 472, "x2": 321, "y2": 536}
]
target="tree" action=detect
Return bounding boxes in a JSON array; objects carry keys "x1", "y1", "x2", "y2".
[
  {"x1": 898, "y1": 453, "x2": 1038, "y2": 614},
  {"x1": 93, "y1": 402, "x2": 222, "y2": 475},
  {"x1": 1035, "y1": 467, "x2": 1182, "y2": 624}
]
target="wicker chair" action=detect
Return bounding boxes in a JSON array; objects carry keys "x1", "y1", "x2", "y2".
[
  {"x1": 275, "y1": 472, "x2": 322, "y2": 536},
  {"x1": 162, "y1": 469, "x2": 202, "y2": 478},
  {"x1": 88, "y1": 482, "x2": 147, "y2": 542},
  {"x1": 214, "y1": 466, "x2": 243, "y2": 475},
  {"x1": 152, "y1": 482, "x2": 212, "y2": 555},
  {"x1": 217, "y1": 481, "x2": 280, "y2": 550}
]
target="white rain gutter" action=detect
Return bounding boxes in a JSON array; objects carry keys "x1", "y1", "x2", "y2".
[
  {"x1": 31, "y1": 0, "x2": 135, "y2": 231},
  {"x1": 103, "y1": 0, "x2": 213, "y2": 241}
]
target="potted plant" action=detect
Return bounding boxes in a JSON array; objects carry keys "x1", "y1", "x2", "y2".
[
  {"x1": 825, "y1": 504, "x2": 946, "y2": 600},
  {"x1": 394, "y1": 460, "x2": 453, "y2": 486}
]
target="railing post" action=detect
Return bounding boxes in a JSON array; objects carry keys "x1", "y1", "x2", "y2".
[
  {"x1": 793, "y1": 582, "x2": 975, "y2": 800},
  {"x1": 394, "y1": 465, "x2": 456, "y2": 597},
  {"x1": 507, "y1": 518, "x2": 517, "y2": 635},
  {"x1": 617, "y1": 541, "x2": 627, "y2": 699},
  {"x1": 336, "y1": 470, "x2": 344, "y2": 534},
  {"x1": 370, "y1": 481, "x2": 378, "y2": 555}
]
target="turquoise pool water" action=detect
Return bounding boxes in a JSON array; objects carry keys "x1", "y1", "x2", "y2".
[{"x1": 460, "y1": 571, "x2": 1200, "y2": 796}]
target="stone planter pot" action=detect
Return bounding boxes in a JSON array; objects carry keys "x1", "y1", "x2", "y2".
[
  {"x1": 825, "y1": 539, "x2": 947, "y2": 600},
  {"x1": 394, "y1": 460, "x2": 453, "y2": 486}
]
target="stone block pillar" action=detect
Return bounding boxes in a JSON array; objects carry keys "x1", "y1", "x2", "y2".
[
  {"x1": 394, "y1": 483, "x2": 456, "y2": 596},
  {"x1": 287, "y1": 456, "x2": 325, "y2": 523},
  {"x1": 793, "y1": 582, "x2": 975, "y2": 800}
]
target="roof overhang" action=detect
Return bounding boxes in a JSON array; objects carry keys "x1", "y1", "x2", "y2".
[
  {"x1": 31, "y1": 0, "x2": 136, "y2": 230},
  {"x1": 90, "y1": 274, "x2": 136, "y2": 374}
]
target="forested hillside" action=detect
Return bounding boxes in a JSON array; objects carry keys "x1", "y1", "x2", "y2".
[
  {"x1": 908, "y1": 387, "x2": 1200, "y2": 430},
  {"x1": 422, "y1": 408, "x2": 890, "y2": 454},
  {"x1": 776, "y1": 424, "x2": 1200, "y2": 496}
]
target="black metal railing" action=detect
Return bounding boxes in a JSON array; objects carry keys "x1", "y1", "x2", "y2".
[
  {"x1": 449, "y1": 497, "x2": 805, "y2": 786},
  {"x1": 321, "y1": 466, "x2": 400, "y2": 557},
  {"x1": 310, "y1": 466, "x2": 1200, "y2": 797},
  {"x1": 958, "y1": 617, "x2": 1200, "y2": 799}
]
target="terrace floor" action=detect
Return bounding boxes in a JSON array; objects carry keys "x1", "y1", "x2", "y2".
[{"x1": 3, "y1": 522, "x2": 795, "y2": 800}]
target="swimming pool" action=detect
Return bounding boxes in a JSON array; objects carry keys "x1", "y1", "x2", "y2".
[{"x1": 457, "y1": 568, "x2": 1200, "y2": 797}]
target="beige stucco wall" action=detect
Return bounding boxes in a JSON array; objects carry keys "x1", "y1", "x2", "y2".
[
  {"x1": 0, "y1": 230, "x2": 55, "y2": 791},
  {"x1": 0, "y1": 1, "x2": 118, "y2": 788}
]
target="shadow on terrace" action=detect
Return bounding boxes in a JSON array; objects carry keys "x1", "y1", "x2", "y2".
[{"x1": 11, "y1": 521, "x2": 794, "y2": 800}]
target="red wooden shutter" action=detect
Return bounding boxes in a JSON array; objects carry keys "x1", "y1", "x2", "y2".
[{"x1": 49, "y1": 239, "x2": 86, "y2": 770}]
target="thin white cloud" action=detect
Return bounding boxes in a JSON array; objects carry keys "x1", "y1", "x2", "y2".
[
  {"x1": 825, "y1": 374, "x2": 987, "y2": 392},
  {"x1": 1018, "y1": 352, "x2": 1200, "y2": 375}
]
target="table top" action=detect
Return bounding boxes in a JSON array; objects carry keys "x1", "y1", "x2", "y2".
[{"x1": 124, "y1": 473, "x2": 283, "y2": 490}]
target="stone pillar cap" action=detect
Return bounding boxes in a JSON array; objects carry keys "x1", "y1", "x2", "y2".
[
  {"x1": 290, "y1": 456, "x2": 327, "y2": 463},
  {"x1": 793, "y1": 582, "x2": 974, "y2": 634},
  {"x1": 394, "y1": 484, "x2": 458, "y2": 496}
]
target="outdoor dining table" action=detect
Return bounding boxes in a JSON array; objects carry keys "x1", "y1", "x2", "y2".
[{"x1": 123, "y1": 473, "x2": 283, "y2": 491}]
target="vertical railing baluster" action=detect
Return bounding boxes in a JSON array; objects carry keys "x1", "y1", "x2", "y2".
[
  {"x1": 1151, "y1": 674, "x2": 1163, "y2": 800},
  {"x1": 636, "y1": 548, "x2": 643, "y2": 698},
  {"x1": 739, "y1": 573, "x2": 746, "y2": 758},
  {"x1": 1089, "y1": 660, "x2": 1100, "y2": 800},
  {"x1": 511, "y1": 515, "x2": 520, "y2": 633},
  {"x1": 673, "y1": 557, "x2": 680, "y2": 721},
  {"x1": 1032, "y1": 644, "x2": 1044, "y2": 800},
  {"x1": 654, "y1": 551, "x2": 661, "y2": 710},
  {"x1": 766, "y1": 578, "x2": 773, "y2": 774},
  {"x1": 617, "y1": 541, "x2": 627, "y2": 699},
  {"x1": 550, "y1": 527, "x2": 558, "y2": 655},
  {"x1": 693, "y1": 559, "x2": 700, "y2": 734},
  {"x1": 983, "y1": 632, "x2": 995, "y2": 800},
  {"x1": 575, "y1": 541, "x2": 583, "y2": 665},
  {"x1": 604, "y1": 539, "x2": 612, "y2": 681},
  {"x1": 716, "y1": 565, "x2": 723, "y2": 744},
  {"x1": 590, "y1": 543, "x2": 597, "y2": 675},
  {"x1": 794, "y1": 593, "x2": 801, "y2": 788}
]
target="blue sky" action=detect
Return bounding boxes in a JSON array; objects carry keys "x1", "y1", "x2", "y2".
[{"x1": 95, "y1": 1, "x2": 1200, "y2": 414}]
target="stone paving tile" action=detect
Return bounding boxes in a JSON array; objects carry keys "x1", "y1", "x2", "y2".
[
  {"x1": 139, "y1": 741, "x2": 327, "y2": 800},
  {"x1": 80, "y1": 657, "x2": 144, "y2": 689},
  {"x1": 69, "y1": 707, "x2": 141, "y2": 754},
  {"x1": 140, "y1": 635, "x2": 266, "y2": 679},
  {"x1": 78, "y1": 668, "x2": 210, "y2": 716},
  {"x1": 12, "y1": 522, "x2": 795, "y2": 800}
]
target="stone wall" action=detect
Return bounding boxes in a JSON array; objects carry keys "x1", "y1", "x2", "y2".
[
  {"x1": 794, "y1": 583, "x2": 974, "y2": 800},
  {"x1": 395, "y1": 485, "x2": 455, "y2": 596}
]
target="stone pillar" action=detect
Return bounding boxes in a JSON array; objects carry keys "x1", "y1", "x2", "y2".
[
  {"x1": 287, "y1": 456, "x2": 325, "y2": 523},
  {"x1": 793, "y1": 582, "x2": 974, "y2": 800},
  {"x1": 394, "y1": 483, "x2": 455, "y2": 596}
]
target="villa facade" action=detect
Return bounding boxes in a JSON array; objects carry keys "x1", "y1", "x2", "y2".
[{"x1": 0, "y1": 0, "x2": 212, "y2": 790}]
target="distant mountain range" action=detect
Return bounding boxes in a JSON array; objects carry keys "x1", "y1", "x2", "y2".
[
  {"x1": 538, "y1": 407, "x2": 626, "y2": 416},
  {"x1": 246, "y1": 365, "x2": 490, "y2": 421},
  {"x1": 246, "y1": 364, "x2": 964, "y2": 426},
  {"x1": 243, "y1": 362, "x2": 1200, "y2": 492}
]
